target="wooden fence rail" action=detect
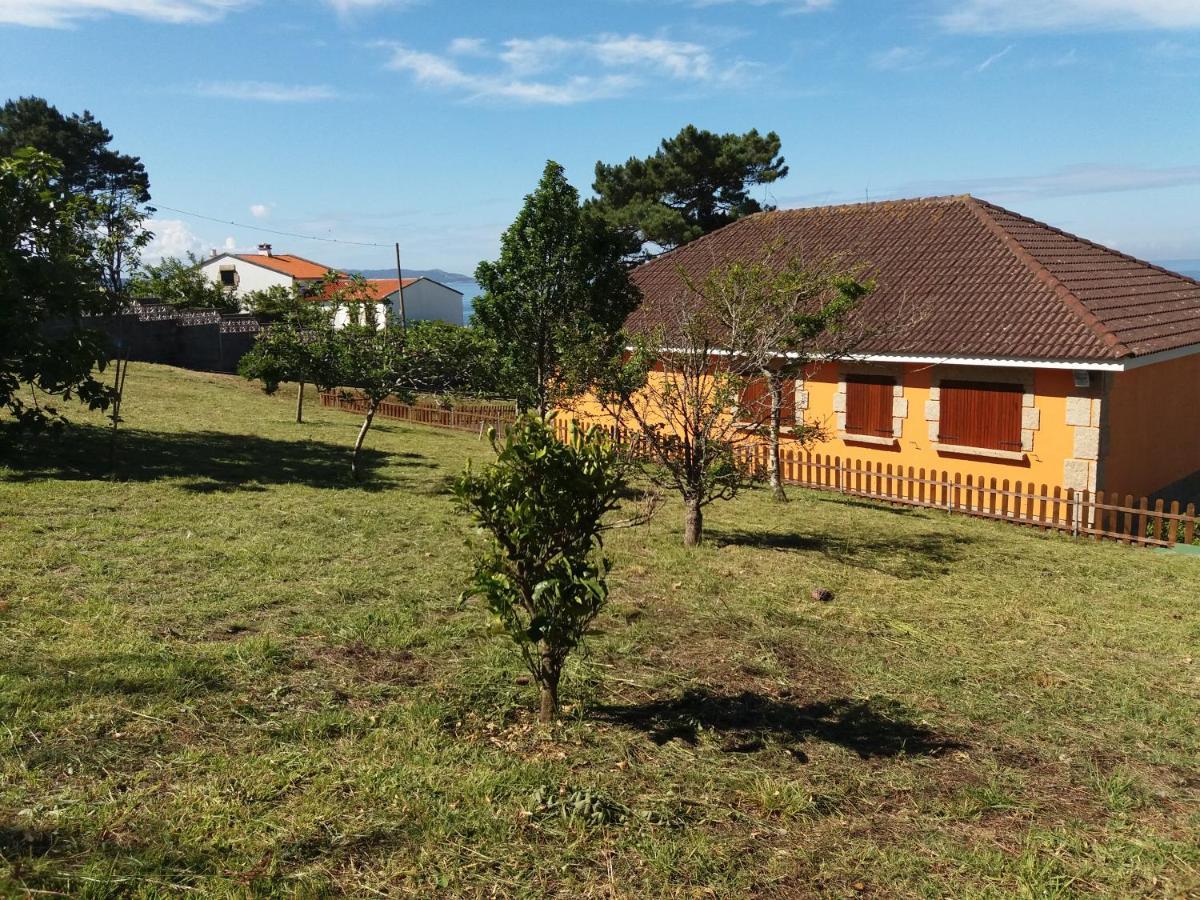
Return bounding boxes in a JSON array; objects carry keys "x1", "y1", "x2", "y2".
[
  {"x1": 319, "y1": 391, "x2": 516, "y2": 435},
  {"x1": 319, "y1": 396, "x2": 1198, "y2": 549},
  {"x1": 549, "y1": 420, "x2": 1199, "y2": 550}
]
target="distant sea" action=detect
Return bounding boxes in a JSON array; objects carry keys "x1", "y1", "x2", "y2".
[{"x1": 453, "y1": 279, "x2": 481, "y2": 322}]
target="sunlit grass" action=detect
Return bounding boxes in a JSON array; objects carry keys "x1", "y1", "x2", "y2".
[{"x1": 1, "y1": 364, "x2": 1197, "y2": 896}]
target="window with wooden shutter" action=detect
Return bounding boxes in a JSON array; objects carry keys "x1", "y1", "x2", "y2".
[
  {"x1": 738, "y1": 378, "x2": 796, "y2": 426},
  {"x1": 938, "y1": 380, "x2": 1023, "y2": 451},
  {"x1": 844, "y1": 374, "x2": 895, "y2": 438}
]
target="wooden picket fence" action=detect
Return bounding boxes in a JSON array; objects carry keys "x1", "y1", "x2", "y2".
[
  {"x1": 318, "y1": 397, "x2": 1199, "y2": 550},
  {"x1": 319, "y1": 391, "x2": 516, "y2": 435},
  {"x1": 553, "y1": 419, "x2": 1199, "y2": 550}
]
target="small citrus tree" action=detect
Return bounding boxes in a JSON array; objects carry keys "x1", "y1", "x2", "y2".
[{"x1": 455, "y1": 418, "x2": 625, "y2": 723}]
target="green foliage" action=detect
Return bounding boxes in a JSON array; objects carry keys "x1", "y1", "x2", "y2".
[
  {"x1": 0, "y1": 96, "x2": 152, "y2": 296},
  {"x1": 0, "y1": 148, "x2": 115, "y2": 429},
  {"x1": 0, "y1": 97, "x2": 149, "y2": 201},
  {"x1": 129, "y1": 253, "x2": 235, "y2": 312},
  {"x1": 405, "y1": 319, "x2": 506, "y2": 399},
  {"x1": 238, "y1": 282, "x2": 329, "y2": 323},
  {"x1": 455, "y1": 417, "x2": 626, "y2": 721},
  {"x1": 472, "y1": 160, "x2": 639, "y2": 416},
  {"x1": 589, "y1": 125, "x2": 788, "y2": 257},
  {"x1": 527, "y1": 784, "x2": 630, "y2": 827},
  {"x1": 238, "y1": 319, "x2": 340, "y2": 396}
]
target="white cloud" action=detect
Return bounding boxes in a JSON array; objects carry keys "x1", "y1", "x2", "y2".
[
  {"x1": 973, "y1": 43, "x2": 1014, "y2": 71},
  {"x1": 898, "y1": 164, "x2": 1200, "y2": 200},
  {"x1": 871, "y1": 46, "x2": 930, "y2": 71},
  {"x1": 324, "y1": 0, "x2": 417, "y2": 11},
  {"x1": 0, "y1": 0, "x2": 245, "y2": 28},
  {"x1": 940, "y1": 0, "x2": 1200, "y2": 33},
  {"x1": 195, "y1": 81, "x2": 339, "y2": 102},
  {"x1": 448, "y1": 36, "x2": 487, "y2": 56},
  {"x1": 249, "y1": 203, "x2": 271, "y2": 219},
  {"x1": 144, "y1": 218, "x2": 208, "y2": 263},
  {"x1": 383, "y1": 32, "x2": 751, "y2": 105}
]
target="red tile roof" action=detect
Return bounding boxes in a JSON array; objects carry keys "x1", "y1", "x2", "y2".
[
  {"x1": 627, "y1": 196, "x2": 1200, "y2": 361},
  {"x1": 365, "y1": 278, "x2": 419, "y2": 301},
  {"x1": 233, "y1": 253, "x2": 336, "y2": 280}
]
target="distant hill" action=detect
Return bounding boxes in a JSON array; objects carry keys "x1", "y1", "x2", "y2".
[{"x1": 351, "y1": 268, "x2": 473, "y2": 283}]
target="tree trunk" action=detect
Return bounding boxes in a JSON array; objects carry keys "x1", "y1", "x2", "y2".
[
  {"x1": 351, "y1": 402, "x2": 376, "y2": 480},
  {"x1": 295, "y1": 381, "x2": 305, "y2": 424},
  {"x1": 684, "y1": 497, "x2": 703, "y2": 547},
  {"x1": 538, "y1": 648, "x2": 560, "y2": 724},
  {"x1": 768, "y1": 373, "x2": 787, "y2": 502}
]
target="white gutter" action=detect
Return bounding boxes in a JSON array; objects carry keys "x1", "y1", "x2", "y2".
[{"x1": 646, "y1": 345, "x2": 1200, "y2": 373}]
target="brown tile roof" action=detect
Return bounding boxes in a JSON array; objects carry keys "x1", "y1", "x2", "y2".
[
  {"x1": 234, "y1": 253, "x2": 336, "y2": 280},
  {"x1": 627, "y1": 195, "x2": 1200, "y2": 361}
]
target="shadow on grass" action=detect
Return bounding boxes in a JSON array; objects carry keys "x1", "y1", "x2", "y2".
[
  {"x1": 0, "y1": 422, "x2": 435, "y2": 491},
  {"x1": 595, "y1": 689, "x2": 963, "y2": 759},
  {"x1": 711, "y1": 528, "x2": 974, "y2": 578}
]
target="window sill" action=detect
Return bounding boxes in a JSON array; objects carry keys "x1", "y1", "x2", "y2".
[
  {"x1": 934, "y1": 442, "x2": 1026, "y2": 461},
  {"x1": 839, "y1": 432, "x2": 898, "y2": 447}
]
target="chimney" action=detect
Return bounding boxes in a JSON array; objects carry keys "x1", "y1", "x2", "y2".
[{"x1": 257, "y1": 243, "x2": 273, "y2": 257}]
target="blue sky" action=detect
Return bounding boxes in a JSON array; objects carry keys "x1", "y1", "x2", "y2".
[{"x1": 2, "y1": 0, "x2": 1198, "y2": 275}]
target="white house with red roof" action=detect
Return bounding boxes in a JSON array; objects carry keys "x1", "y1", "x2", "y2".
[
  {"x1": 200, "y1": 244, "x2": 335, "y2": 296},
  {"x1": 199, "y1": 244, "x2": 463, "y2": 327}
]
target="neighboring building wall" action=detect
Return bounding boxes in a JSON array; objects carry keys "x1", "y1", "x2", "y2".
[
  {"x1": 200, "y1": 258, "x2": 292, "y2": 299},
  {"x1": 328, "y1": 302, "x2": 386, "y2": 330},
  {"x1": 1100, "y1": 353, "x2": 1200, "y2": 499},
  {"x1": 385, "y1": 279, "x2": 464, "y2": 326}
]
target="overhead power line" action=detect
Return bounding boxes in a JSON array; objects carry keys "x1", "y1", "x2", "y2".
[{"x1": 153, "y1": 203, "x2": 391, "y2": 248}]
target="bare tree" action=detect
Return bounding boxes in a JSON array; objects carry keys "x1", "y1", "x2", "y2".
[{"x1": 594, "y1": 252, "x2": 880, "y2": 545}]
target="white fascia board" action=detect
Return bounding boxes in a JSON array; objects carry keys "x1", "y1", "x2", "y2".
[
  {"x1": 642, "y1": 345, "x2": 1200, "y2": 372},
  {"x1": 837, "y1": 353, "x2": 1126, "y2": 372}
]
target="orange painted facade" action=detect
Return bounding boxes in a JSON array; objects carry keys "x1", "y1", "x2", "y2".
[
  {"x1": 796, "y1": 363, "x2": 1080, "y2": 490},
  {"x1": 568, "y1": 355, "x2": 1200, "y2": 501},
  {"x1": 1101, "y1": 353, "x2": 1200, "y2": 499}
]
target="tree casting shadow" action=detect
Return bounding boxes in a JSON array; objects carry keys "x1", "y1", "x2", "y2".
[
  {"x1": 594, "y1": 688, "x2": 963, "y2": 759},
  {"x1": 0, "y1": 423, "x2": 435, "y2": 490},
  {"x1": 711, "y1": 528, "x2": 973, "y2": 578}
]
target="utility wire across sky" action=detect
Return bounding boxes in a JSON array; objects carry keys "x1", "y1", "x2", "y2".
[{"x1": 153, "y1": 203, "x2": 392, "y2": 248}]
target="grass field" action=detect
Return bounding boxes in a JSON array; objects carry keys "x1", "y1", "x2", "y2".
[{"x1": 1, "y1": 364, "x2": 1198, "y2": 898}]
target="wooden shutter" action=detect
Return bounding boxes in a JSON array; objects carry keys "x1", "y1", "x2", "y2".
[
  {"x1": 845, "y1": 375, "x2": 895, "y2": 437},
  {"x1": 738, "y1": 378, "x2": 796, "y2": 426},
  {"x1": 938, "y1": 380, "x2": 1022, "y2": 450}
]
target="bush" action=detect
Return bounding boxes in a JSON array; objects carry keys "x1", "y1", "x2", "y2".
[{"x1": 455, "y1": 417, "x2": 625, "y2": 723}]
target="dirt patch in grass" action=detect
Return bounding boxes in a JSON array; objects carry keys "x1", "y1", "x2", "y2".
[{"x1": 300, "y1": 640, "x2": 429, "y2": 688}]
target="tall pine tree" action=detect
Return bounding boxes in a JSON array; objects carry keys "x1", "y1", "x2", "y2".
[{"x1": 590, "y1": 125, "x2": 788, "y2": 259}]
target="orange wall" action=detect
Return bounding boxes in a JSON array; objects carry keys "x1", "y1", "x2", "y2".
[
  {"x1": 1101, "y1": 354, "x2": 1200, "y2": 498},
  {"x1": 568, "y1": 362, "x2": 1084, "y2": 490},
  {"x1": 799, "y1": 363, "x2": 1077, "y2": 488}
]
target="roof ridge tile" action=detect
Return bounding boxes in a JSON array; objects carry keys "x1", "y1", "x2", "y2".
[{"x1": 962, "y1": 197, "x2": 1131, "y2": 359}]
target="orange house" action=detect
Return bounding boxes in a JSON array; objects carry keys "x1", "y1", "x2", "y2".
[{"x1": 615, "y1": 196, "x2": 1200, "y2": 502}]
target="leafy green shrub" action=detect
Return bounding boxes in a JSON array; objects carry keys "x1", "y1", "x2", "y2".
[{"x1": 455, "y1": 417, "x2": 625, "y2": 723}]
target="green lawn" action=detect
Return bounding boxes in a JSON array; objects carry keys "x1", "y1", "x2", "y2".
[{"x1": 1, "y1": 364, "x2": 1198, "y2": 898}]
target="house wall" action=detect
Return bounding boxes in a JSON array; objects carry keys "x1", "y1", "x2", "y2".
[
  {"x1": 199, "y1": 258, "x2": 292, "y2": 298},
  {"x1": 796, "y1": 362, "x2": 1084, "y2": 489},
  {"x1": 1100, "y1": 353, "x2": 1200, "y2": 499},
  {"x1": 567, "y1": 360, "x2": 1098, "y2": 491},
  {"x1": 329, "y1": 303, "x2": 386, "y2": 330},
  {"x1": 385, "y1": 279, "x2": 464, "y2": 326}
]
